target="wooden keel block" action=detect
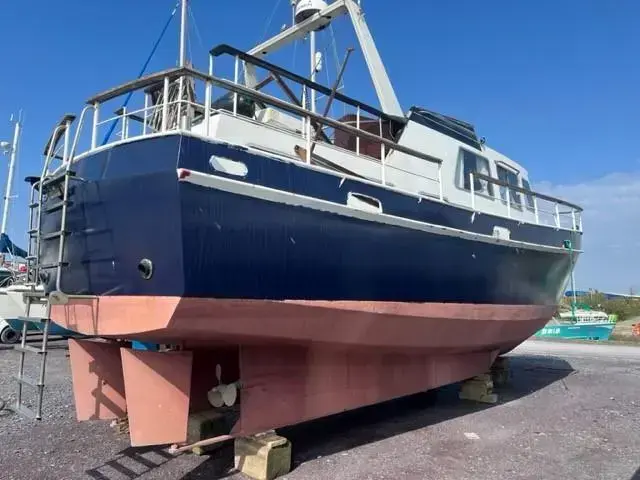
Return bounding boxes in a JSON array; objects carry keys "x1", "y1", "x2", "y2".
[
  {"x1": 187, "y1": 410, "x2": 228, "y2": 444},
  {"x1": 234, "y1": 433, "x2": 292, "y2": 480},
  {"x1": 110, "y1": 416, "x2": 130, "y2": 435},
  {"x1": 459, "y1": 374, "x2": 498, "y2": 404}
]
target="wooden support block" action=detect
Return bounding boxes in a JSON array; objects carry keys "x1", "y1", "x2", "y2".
[
  {"x1": 459, "y1": 374, "x2": 498, "y2": 404},
  {"x1": 474, "y1": 373, "x2": 493, "y2": 383},
  {"x1": 187, "y1": 410, "x2": 227, "y2": 444},
  {"x1": 110, "y1": 416, "x2": 130, "y2": 435},
  {"x1": 235, "y1": 433, "x2": 291, "y2": 480},
  {"x1": 459, "y1": 391, "x2": 498, "y2": 404}
]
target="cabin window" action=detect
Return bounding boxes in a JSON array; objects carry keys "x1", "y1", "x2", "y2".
[
  {"x1": 522, "y1": 179, "x2": 535, "y2": 209},
  {"x1": 497, "y1": 165, "x2": 521, "y2": 205},
  {"x1": 461, "y1": 150, "x2": 493, "y2": 196}
]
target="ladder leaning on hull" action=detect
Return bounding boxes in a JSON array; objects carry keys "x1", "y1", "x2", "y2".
[{"x1": 12, "y1": 113, "x2": 80, "y2": 420}]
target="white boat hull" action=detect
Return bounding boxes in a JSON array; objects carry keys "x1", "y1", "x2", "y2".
[{"x1": 0, "y1": 284, "x2": 47, "y2": 321}]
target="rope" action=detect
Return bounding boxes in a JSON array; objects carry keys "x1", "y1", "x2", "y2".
[
  {"x1": 188, "y1": 5, "x2": 206, "y2": 64},
  {"x1": 101, "y1": 2, "x2": 180, "y2": 145},
  {"x1": 260, "y1": 0, "x2": 285, "y2": 44}
]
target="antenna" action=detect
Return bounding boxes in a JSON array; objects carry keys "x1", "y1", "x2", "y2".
[
  {"x1": 179, "y1": 0, "x2": 188, "y2": 67},
  {"x1": 295, "y1": 1, "x2": 328, "y2": 114}
]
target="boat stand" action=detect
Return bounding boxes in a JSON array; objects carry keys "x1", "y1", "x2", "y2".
[
  {"x1": 234, "y1": 433, "x2": 292, "y2": 480},
  {"x1": 458, "y1": 356, "x2": 510, "y2": 404},
  {"x1": 459, "y1": 373, "x2": 498, "y2": 404}
]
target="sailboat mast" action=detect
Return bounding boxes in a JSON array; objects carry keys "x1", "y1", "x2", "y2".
[
  {"x1": 179, "y1": 0, "x2": 188, "y2": 67},
  {"x1": 310, "y1": 30, "x2": 317, "y2": 113},
  {"x1": 1, "y1": 115, "x2": 21, "y2": 235}
]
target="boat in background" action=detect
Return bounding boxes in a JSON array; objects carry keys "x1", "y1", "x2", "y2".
[
  {"x1": 535, "y1": 307, "x2": 615, "y2": 341},
  {"x1": 23, "y1": 0, "x2": 583, "y2": 446}
]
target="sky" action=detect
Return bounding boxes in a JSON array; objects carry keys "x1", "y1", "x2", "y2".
[{"x1": 0, "y1": 0, "x2": 638, "y2": 292}]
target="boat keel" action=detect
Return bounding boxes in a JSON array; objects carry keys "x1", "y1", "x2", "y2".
[{"x1": 68, "y1": 339, "x2": 499, "y2": 447}]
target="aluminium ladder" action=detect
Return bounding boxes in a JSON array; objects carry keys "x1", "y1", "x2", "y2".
[{"x1": 13, "y1": 116, "x2": 76, "y2": 420}]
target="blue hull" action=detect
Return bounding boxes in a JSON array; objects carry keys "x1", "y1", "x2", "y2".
[{"x1": 37, "y1": 134, "x2": 580, "y2": 304}]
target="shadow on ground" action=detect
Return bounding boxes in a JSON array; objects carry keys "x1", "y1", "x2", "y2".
[
  {"x1": 84, "y1": 445, "x2": 235, "y2": 480},
  {"x1": 175, "y1": 354, "x2": 575, "y2": 479}
]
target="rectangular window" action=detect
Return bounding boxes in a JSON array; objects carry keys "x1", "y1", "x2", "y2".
[
  {"x1": 522, "y1": 179, "x2": 535, "y2": 210},
  {"x1": 497, "y1": 165, "x2": 521, "y2": 205},
  {"x1": 461, "y1": 150, "x2": 494, "y2": 197}
]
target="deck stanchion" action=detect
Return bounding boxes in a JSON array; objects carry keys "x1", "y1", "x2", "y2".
[
  {"x1": 470, "y1": 173, "x2": 475, "y2": 210},
  {"x1": 306, "y1": 117, "x2": 312, "y2": 164},
  {"x1": 162, "y1": 77, "x2": 170, "y2": 131},
  {"x1": 233, "y1": 56, "x2": 239, "y2": 116},
  {"x1": 356, "y1": 106, "x2": 361, "y2": 156},
  {"x1": 205, "y1": 81, "x2": 212, "y2": 135},
  {"x1": 381, "y1": 144, "x2": 386, "y2": 185},
  {"x1": 63, "y1": 118, "x2": 72, "y2": 163},
  {"x1": 91, "y1": 103, "x2": 100, "y2": 150},
  {"x1": 122, "y1": 107, "x2": 128, "y2": 140},
  {"x1": 143, "y1": 93, "x2": 150, "y2": 135}
]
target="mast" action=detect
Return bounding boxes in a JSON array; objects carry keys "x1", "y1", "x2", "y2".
[
  {"x1": 1, "y1": 114, "x2": 21, "y2": 235},
  {"x1": 246, "y1": 0, "x2": 403, "y2": 117},
  {"x1": 179, "y1": 0, "x2": 188, "y2": 67},
  {"x1": 310, "y1": 30, "x2": 317, "y2": 113}
]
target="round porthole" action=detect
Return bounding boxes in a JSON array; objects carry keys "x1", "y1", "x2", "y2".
[{"x1": 138, "y1": 259, "x2": 153, "y2": 280}]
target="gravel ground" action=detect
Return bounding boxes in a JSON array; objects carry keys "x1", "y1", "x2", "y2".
[{"x1": 0, "y1": 339, "x2": 639, "y2": 480}]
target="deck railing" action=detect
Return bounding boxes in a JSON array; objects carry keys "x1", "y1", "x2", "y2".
[
  {"x1": 58, "y1": 62, "x2": 445, "y2": 201},
  {"x1": 471, "y1": 172, "x2": 583, "y2": 232},
  {"x1": 44, "y1": 47, "x2": 581, "y2": 233}
]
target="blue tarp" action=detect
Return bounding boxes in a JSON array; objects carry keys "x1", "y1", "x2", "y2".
[{"x1": 0, "y1": 233, "x2": 28, "y2": 259}]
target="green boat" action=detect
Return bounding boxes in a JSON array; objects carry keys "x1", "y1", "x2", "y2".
[{"x1": 535, "y1": 307, "x2": 615, "y2": 341}]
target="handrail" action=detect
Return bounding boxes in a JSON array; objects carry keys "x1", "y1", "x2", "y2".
[
  {"x1": 42, "y1": 114, "x2": 76, "y2": 157},
  {"x1": 85, "y1": 66, "x2": 444, "y2": 167},
  {"x1": 473, "y1": 172, "x2": 582, "y2": 212},
  {"x1": 80, "y1": 66, "x2": 583, "y2": 224},
  {"x1": 209, "y1": 44, "x2": 404, "y2": 123},
  {"x1": 86, "y1": 67, "x2": 189, "y2": 105},
  {"x1": 68, "y1": 105, "x2": 96, "y2": 163}
]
